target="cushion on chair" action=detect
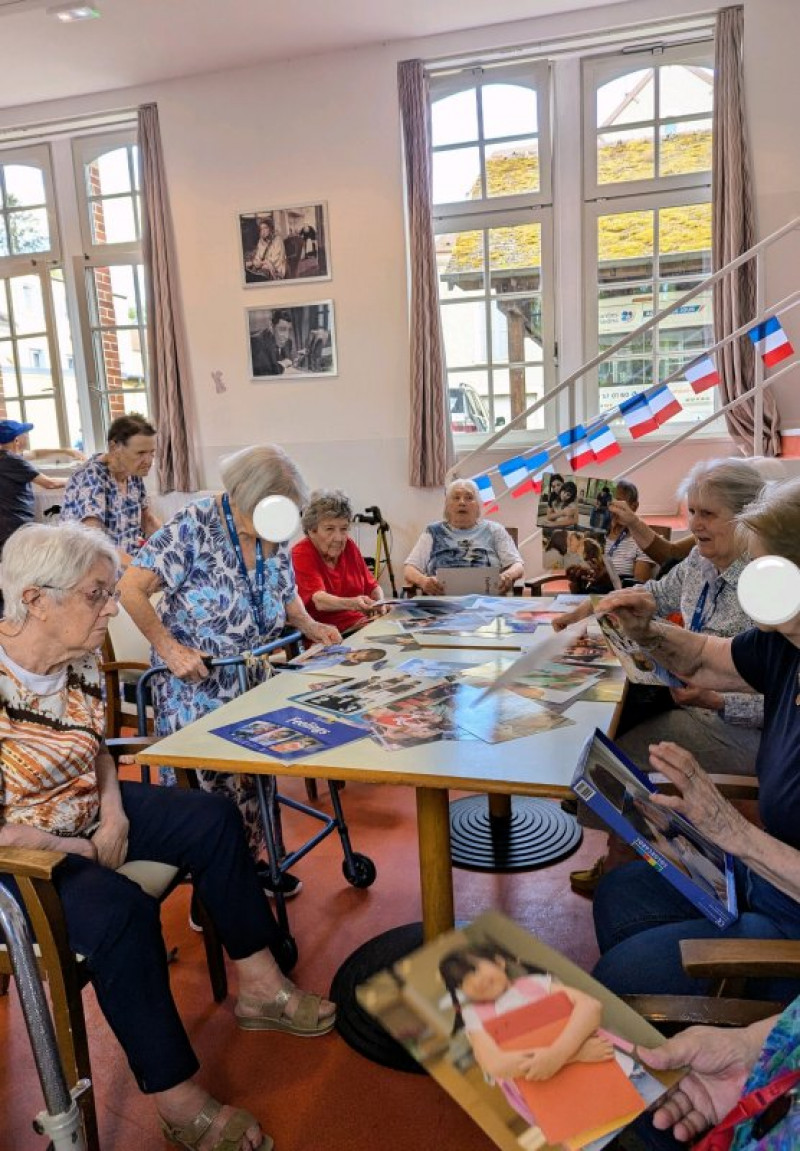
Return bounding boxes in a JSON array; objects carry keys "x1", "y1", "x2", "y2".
[{"x1": 116, "y1": 859, "x2": 179, "y2": 900}]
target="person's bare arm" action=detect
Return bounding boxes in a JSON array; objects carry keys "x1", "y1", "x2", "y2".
[
  {"x1": 91, "y1": 745, "x2": 129, "y2": 869},
  {"x1": 632, "y1": 558, "x2": 656, "y2": 582},
  {"x1": 311, "y1": 590, "x2": 377, "y2": 615},
  {"x1": 403, "y1": 564, "x2": 443, "y2": 595},
  {"x1": 118, "y1": 565, "x2": 208, "y2": 680},
  {"x1": 285, "y1": 594, "x2": 341, "y2": 646},
  {"x1": 32, "y1": 474, "x2": 67, "y2": 490},
  {"x1": 0, "y1": 820, "x2": 95, "y2": 860},
  {"x1": 552, "y1": 599, "x2": 594, "y2": 631},
  {"x1": 608, "y1": 501, "x2": 695, "y2": 564},
  {"x1": 141, "y1": 506, "x2": 161, "y2": 538}
]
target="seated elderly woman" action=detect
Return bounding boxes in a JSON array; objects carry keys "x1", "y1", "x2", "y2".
[
  {"x1": 588, "y1": 476, "x2": 800, "y2": 1001},
  {"x1": 291, "y1": 489, "x2": 385, "y2": 634},
  {"x1": 403, "y1": 478, "x2": 524, "y2": 595},
  {"x1": 560, "y1": 459, "x2": 765, "y2": 894},
  {"x1": 0, "y1": 522, "x2": 334, "y2": 1151},
  {"x1": 118, "y1": 445, "x2": 340, "y2": 898}
]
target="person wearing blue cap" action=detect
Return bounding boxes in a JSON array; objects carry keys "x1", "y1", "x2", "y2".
[{"x1": 0, "y1": 419, "x2": 67, "y2": 557}]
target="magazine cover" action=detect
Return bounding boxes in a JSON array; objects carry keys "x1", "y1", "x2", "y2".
[
  {"x1": 596, "y1": 615, "x2": 683, "y2": 688},
  {"x1": 357, "y1": 910, "x2": 678, "y2": 1151},
  {"x1": 210, "y1": 706, "x2": 366, "y2": 761},
  {"x1": 572, "y1": 730, "x2": 738, "y2": 927}
]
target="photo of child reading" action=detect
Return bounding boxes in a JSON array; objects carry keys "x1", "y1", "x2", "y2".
[{"x1": 438, "y1": 942, "x2": 664, "y2": 1149}]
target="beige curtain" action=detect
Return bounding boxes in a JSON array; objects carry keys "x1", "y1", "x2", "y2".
[
  {"x1": 138, "y1": 103, "x2": 198, "y2": 492},
  {"x1": 398, "y1": 60, "x2": 454, "y2": 487},
  {"x1": 712, "y1": 6, "x2": 781, "y2": 455}
]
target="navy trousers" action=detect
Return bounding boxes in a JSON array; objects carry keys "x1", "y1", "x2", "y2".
[{"x1": 10, "y1": 782, "x2": 283, "y2": 1094}]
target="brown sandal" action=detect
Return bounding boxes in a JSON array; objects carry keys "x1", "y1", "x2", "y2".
[
  {"x1": 235, "y1": 986, "x2": 335, "y2": 1037},
  {"x1": 160, "y1": 1096, "x2": 271, "y2": 1151}
]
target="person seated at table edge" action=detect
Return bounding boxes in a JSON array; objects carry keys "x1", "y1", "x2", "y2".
[
  {"x1": 403, "y1": 478, "x2": 524, "y2": 595},
  {"x1": 292, "y1": 489, "x2": 386, "y2": 634},
  {"x1": 59, "y1": 412, "x2": 161, "y2": 568},
  {"x1": 0, "y1": 521, "x2": 334, "y2": 1151}
]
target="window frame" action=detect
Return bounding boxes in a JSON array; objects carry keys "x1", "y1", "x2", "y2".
[
  {"x1": 0, "y1": 143, "x2": 61, "y2": 272},
  {"x1": 72, "y1": 129, "x2": 142, "y2": 260}
]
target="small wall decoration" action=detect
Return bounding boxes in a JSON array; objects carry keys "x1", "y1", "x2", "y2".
[
  {"x1": 238, "y1": 201, "x2": 331, "y2": 286},
  {"x1": 247, "y1": 301, "x2": 337, "y2": 381}
]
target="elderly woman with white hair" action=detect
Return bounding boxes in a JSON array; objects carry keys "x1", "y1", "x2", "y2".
[
  {"x1": 118, "y1": 445, "x2": 340, "y2": 896},
  {"x1": 403, "y1": 478, "x2": 524, "y2": 595},
  {"x1": 0, "y1": 522, "x2": 334, "y2": 1151}
]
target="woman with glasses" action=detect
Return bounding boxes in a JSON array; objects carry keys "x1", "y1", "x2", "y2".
[{"x1": 0, "y1": 521, "x2": 334, "y2": 1151}]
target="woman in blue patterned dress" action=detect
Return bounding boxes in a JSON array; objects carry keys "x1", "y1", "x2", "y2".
[{"x1": 118, "y1": 445, "x2": 340, "y2": 887}]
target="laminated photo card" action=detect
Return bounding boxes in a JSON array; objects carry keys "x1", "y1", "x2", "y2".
[
  {"x1": 596, "y1": 615, "x2": 683, "y2": 688},
  {"x1": 357, "y1": 910, "x2": 678, "y2": 1151},
  {"x1": 211, "y1": 706, "x2": 366, "y2": 762},
  {"x1": 287, "y1": 643, "x2": 389, "y2": 671},
  {"x1": 507, "y1": 663, "x2": 602, "y2": 705},
  {"x1": 362, "y1": 681, "x2": 465, "y2": 751},
  {"x1": 452, "y1": 684, "x2": 575, "y2": 743},
  {"x1": 289, "y1": 673, "x2": 424, "y2": 717},
  {"x1": 571, "y1": 730, "x2": 737, "y2": 927}
]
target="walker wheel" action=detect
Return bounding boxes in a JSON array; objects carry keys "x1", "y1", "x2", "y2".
[
  {"x1": 342, "y1": 852, "x2": 377, "y2": 889},
  {"x1": 273, "y1": 932, "x2": 299, "y2": 974}
]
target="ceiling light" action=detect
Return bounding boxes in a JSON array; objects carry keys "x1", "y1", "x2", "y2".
[{"x1": 47, "y1": 3, "x2": 100, "y2": 21}]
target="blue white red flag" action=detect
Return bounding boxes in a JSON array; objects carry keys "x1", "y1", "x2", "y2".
[
  {"x1": 587, "y1": 424, "x2": 621, "y2": 463},
  {"x1": 684, "y1": 356, "x2": 720, "y2": 394},
  {"x1": 474, "y1": 473, "x2": 499, "y2": 513},
  {"x1": 497, "y1": 455, "x2": 534, "y2": 497},
  {"x1": 619, "y1": 394, "x2": 659, "y2": 438},
  {"x1": 647, "y1": 385, "x2": 683, "y2": 425},
  {"x1": 531, "y1": 463, "x2": 554, "y2": 494},
  {"x1": 557, "y1": 424, "x2": 595, "y2": 471},
  {"x1": 748, "y1": 316, "x2": 794, "y2": 367}
]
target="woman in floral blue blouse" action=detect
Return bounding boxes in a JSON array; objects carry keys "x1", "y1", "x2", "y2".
[{"x1": 118, "y1": 445, "x2": 340, "y2": 887}]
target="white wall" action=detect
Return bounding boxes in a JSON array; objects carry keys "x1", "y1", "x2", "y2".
[{"x1": 3, "y1": 0, "x2": 799, "y2": 577}]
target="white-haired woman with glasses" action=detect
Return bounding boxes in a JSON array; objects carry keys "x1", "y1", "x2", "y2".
[
  {"x1": 0, "y1": 522, "x2": 334, "y2": 1151},
  {"x1": 118, "y1": 445, "x2": 340, "y2": 896}
]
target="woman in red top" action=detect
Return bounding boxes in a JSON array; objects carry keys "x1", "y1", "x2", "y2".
[{"x1": 292, "y1": 490, "x2": 386, "y2": 634}]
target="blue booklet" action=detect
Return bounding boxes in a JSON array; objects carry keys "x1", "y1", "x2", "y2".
[
  {"x1": 211, "y1": 706, "x2": 366, "y2": 762},
  {"x1": 571, "y1": 729, "x2": 738, "y2": 928}
]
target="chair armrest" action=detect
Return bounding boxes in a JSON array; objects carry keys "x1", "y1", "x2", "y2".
[
  {"x1": 525, "y1": 574, "x2": 570, "y2": 597},
  {"x1": 0, "y1": 845, "x2": 66, "y2": 880},
  {"x1": 99, "y1": 659, "x2": 150, "y2": 673},
  {"x1": 623, "y1": 993, "x2": 782, "y2": 1029},
  {"x1": 680, "y1": 938, "x2": 800, "y2": 979},
  {"x1": 650, "y1": 772, "x2": 759, "y2": 801}
]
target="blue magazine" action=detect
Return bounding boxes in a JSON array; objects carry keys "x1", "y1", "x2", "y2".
[
  {"x1": 211, "y1": 706, "x2": 366, "y2": 762},
  {"x1": 571, "y1": 729, "x2": 738, "y2": 928}
]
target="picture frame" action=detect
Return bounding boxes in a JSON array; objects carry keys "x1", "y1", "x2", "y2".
[
  {"x1": 246, "y1": 301, "x2": 338, "y2": 381},
  {"x1": 238, "y1": 201, "x2": 331, "y2": 287}
]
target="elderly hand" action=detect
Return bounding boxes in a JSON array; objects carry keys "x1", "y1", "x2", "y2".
[
  {"x1": 646, "y1": 741, "x2": 749, "y2": 852},
  {"x1": 608, "y1": 499, "x2": 641, "y2": 528},
  {"x1": 498, "y1": 570, "x2": 516, "y2": 595},
  {"x1": 595, "y1": 588, "x2": 658, "y2": 642},
  {"x1": 92, "y1": 810, "x2": 130, "y2": 870},
  {"x1": 670, "y1": 685, "x2": 725, "y2": 712},
  {"x1": 164, "y1": 641, "x2": 210, "y2": 682},
  {"x1": 306, "y1": 622, "x2": 342, "y2": 647},
  {"x1": 420, "y1": 575, "x2": 445, "y2": 595},
  {"x1": 351, "y1": 594, "x2": 380, "y2": 613}
]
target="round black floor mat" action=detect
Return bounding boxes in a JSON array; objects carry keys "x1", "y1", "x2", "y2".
[{"x1": 450, "y1": 795, "x2": 582, "y2": 871}]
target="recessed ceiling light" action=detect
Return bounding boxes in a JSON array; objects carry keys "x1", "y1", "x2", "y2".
[{"x1": 47, "y1": 4, "x2": 100, "y2": 21}]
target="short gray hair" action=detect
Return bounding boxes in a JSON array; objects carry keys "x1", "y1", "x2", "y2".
[
  {"x1": 678, "y1": 457, "x2": 764, "y2": 517},
  {"x1": 301, "y1": 489, "x2": 353, "y2": 534},
  {"x1": 444, "y1": 478, "x2": 481, "y2": 516},
  {"x1": 736, "y1": 476, "x2": 800, "y2": 567},
  {"x1": 2, "y1": 523, "x2": 119, "y2": 625},
  {"x1": 220, "y1": 444, "x2": 308, "y2": 519}
]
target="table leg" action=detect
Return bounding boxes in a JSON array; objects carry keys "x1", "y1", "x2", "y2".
[
  {"x1": 416, "y1": 787, "x2": 454, "y2": 941},
  {"x1": 449, "y1": 793, "x2": 582, "y2": 872}
]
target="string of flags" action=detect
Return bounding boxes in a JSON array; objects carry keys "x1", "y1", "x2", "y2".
[{"x1": 470, "y1": 314, "x2": 795, "y2": 511}]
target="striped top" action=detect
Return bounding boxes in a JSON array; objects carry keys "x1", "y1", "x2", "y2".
[
  {"x1": 0, "y1": 649, "x2": 104, "y2": 837},
  {"x1": 604, "y1": 530, "x2": 652, "y2": 579}
]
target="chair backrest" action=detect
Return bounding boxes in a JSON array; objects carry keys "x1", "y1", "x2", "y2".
[{"x1": 506, "y1": 526, "x2": 519, "y2": 546}]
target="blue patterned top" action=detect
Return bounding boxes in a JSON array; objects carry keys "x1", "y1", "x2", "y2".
[
  {"x1": 731, "y1": 997, "x2": 800, "y2": 1149},
  {"x1": 60, "y1": 454, "x2": 148, "y2": 555},
  {"x1": 131, "y1": 496, "x2": 296, "y2": 735}
]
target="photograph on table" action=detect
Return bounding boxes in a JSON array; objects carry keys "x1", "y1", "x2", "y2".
[
  {"x1": 362, "y1": 681, "x2": 465, "y2": 751},
  {"x1": 453, "y1": 684, "x2": 574, "y2": 743},
  {"x1": 211, "y1": 705, "x2": 366, "y2": 761},
  {"x1": 287, "y1": 643, "x2": 388, "y2": 671},
  {"x1": 289, "y1": 673, "x2": 423, "y2": 717},
  {"x1": 356, "y1": 910, "x2": 674, "y2": 1151},
  {"x1": 507, "y1": 662, "x2": 601, "y2": 705},
  {"x1": 239, "y1": 201, "x2": 330, "y2": 286},
  {"x1": 247, "y1": 300, "x2": 337, "y2": 380},
  {"x1": 395, "y1": 657, "x2": 477, "y2": 679},
  {"x1": 368, "y1": 632, "x2": 424, "y2": 651}
]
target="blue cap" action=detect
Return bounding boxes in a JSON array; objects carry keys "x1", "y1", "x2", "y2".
[{"x1": 0, "y1": 420, "x2": 34, "y2": 445}]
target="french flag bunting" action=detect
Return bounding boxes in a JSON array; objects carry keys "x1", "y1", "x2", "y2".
[
  {"x1": 684, "y1": 355, "x2": 721, "y2": 394},
  {"x1": 587, "y1": 423, "x2": 621, "y2": 463},
  {"x1": 474, "y1": 473, "x2": 499, "y2": 514},
  {"x1": 531, "y1": 464, "x2": 553, "y2": 494},
  {"x1": 619, "y1": 393, "x2": 659, "y2": 439},
  {"x1": 648, "y1": 384, "x2": 683, "y2": 425},
  {"x1": 498, "y1": 455, "x2": 532, "y2": 494},
  {"x1": 557, "y1": 424, "x2": 595, "y2": 471},
  {"x1": 748, "y1": 316, "x2": 795, "y2": 367},
  {"x1": 509, "y1": 448, "x2": 551, "y2": 497}
]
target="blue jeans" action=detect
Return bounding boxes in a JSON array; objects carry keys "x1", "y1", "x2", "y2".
[{"x1": 592, "y1": 860, "x2": 800, "y2": 1000}]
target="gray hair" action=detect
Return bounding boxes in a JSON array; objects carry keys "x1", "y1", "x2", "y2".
[
  {"x1": 220, "y1": 444, "x2": 308, "y2": 519},
  {"x1": 677, "y1": 457, "x2": 764, "y2": 517},
  {"x1": 2, "y1": 523, "x2": 119, "y2": 625},
  {"x1": 301, "y1": 489, "x2": 353, "y2": 534},
  {"x1": 736, "y1": 476, "x2": 800, "y2": 567},
  {"x1": 444, "y1": 478, "x2": 481, "y2": 516}
]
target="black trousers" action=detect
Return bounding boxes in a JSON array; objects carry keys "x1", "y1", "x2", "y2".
[{"x1": 22, "y1": 782, "x2": 282, "y2": 1093}]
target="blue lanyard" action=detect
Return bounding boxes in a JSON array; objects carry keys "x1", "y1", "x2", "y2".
[
  {"x1": 221, "y1": 493, "x2": 268, "y2": 637},
  {"x1": 606, "y1": 528, "x2": 629, "y2": 560},
  {"x1": 690, "y1": 579, "x2": 722, "y2": 633}
]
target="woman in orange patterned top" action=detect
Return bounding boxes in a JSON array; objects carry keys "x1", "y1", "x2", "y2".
[{"x1": 0, "y1": 522, "x2": 334, "y2": 1151}]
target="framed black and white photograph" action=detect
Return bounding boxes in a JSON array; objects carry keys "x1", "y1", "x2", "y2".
[
  {"x1": 238, "y1": 201, "x2": 331, "y2": 286},
  {"x1": 247, "y1": 302, "x2": 337, "y2": 381}
]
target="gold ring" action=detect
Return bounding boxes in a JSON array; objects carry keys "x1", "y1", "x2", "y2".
[{"x1": 685, "y1": 768, "x2": 697, "y2": 780}]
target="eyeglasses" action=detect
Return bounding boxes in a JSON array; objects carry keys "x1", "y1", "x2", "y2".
[{"x1": 40, "y1": 585, "x2": 121, "y2": 610}]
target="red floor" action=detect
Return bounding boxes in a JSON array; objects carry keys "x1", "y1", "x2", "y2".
[{"x1": 1, "y1": 778, "x2": 606, "y2": 1150}]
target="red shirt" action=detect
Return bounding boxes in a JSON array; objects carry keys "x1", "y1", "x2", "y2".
[{"x1": 291, "y1": 536, "x2": 378, "y2": 634}]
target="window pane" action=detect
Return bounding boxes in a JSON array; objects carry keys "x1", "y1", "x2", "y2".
[
  {"x1": 93, "y1": 327, "x2": 145, "y2": 397},
  {"x1": 0, "y1": 217, "x2": 7, "y2": 257},
  {"x1": 489, "y1": 296, "x2": 543, "y2": 365},
  {"x1": 437, "y1": 230, "x2": 484, "y2": 298},
  {"x1": 448, "y1": 373, "x2": 491, "y2": 433},
  {"x1": 489, "y1": 223, "x2": 542, "y2": 292},
  {"x1": 441, "y1": 300, "x2": 487, "y2": 368},
  {"x1": 22, "y1": 398, "x2": 61, "y2": 448},
  {"x1": 492, "y1": 365, "x2": 545, "y2": 430},
  {"x1": 8, "y1": 207, "x2": 50, "y2": 254},
  {"x1": 18, "y1": 338, "x2": 52, "y2": 395},
  {"x1": 658, "y1": 283, "x2": 713, "y2": 352},
  {"x1": 432, "y1": 147, "x2": 481, "y2": 204},
  {"x1": 0, "y1": 340, "x2": 19, "y2": 396},
  {"x1": 598, "y1": 210, "x2": 654, "y2": 281},
  {"x1": 659, "y1": 204, "x2": 711, "y2": 274},
  {"x1": 131, "y1": 146, "x2": 141, "y2": 191},
  {"x1": 486, "y1": 139, "x2": 539, "y2": 197},
  {"x1": 598, "y1": 288, "x2": 655, "y2": 352},
  {"x1": 596, "y1": 70, "x2": 654, "y2": 127},
  {"x1": 597, "y1": 128, "x2": 654, "y2": 183},
  {"x1": 660, "y1": 65, "x2": 713, "y2": 118},
  {"x1": 3, "y1": 164, "x2": 46, "y2": 207},
  {"x1": 87, "y1": 147, "x2": 132, "y2": 197},
  {"x1": 599, "y1": 359, "x2": 653, "y2": 412},
  {"x1": 432, "y1": 90, "x2": 478, "y2": 147},
  {"x1": 90, "y1": 264, "x2": 138, "y2": 328},
  {"x1": 482, "y1": 83, "x2": 538, "y2": 138},
  {"x1": 0, "y1": 282, "x2": 9, "y2": 338},
  {"x1": 2, "y1": 399, "x2": 22, "y2": 423},
  {"x1": 666, "y1": 375, "x2": 714, "y2": 423},
  {"x1": 660, "y1": 120, "x2": 712, "y2": 176},
  {"x1": 10, "y1": 275, "x2": 46, "y2": 336},
  {"x1": 90, "y1": 195, "x2": 137, "y2": 244},
  {"x1": 51, "y1": 271, "x2": 84, "y2": 451}
]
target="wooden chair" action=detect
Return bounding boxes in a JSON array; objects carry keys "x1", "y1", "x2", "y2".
[{"x1": 0, "y1": 740, "x2": 227, "y2": 1151}]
